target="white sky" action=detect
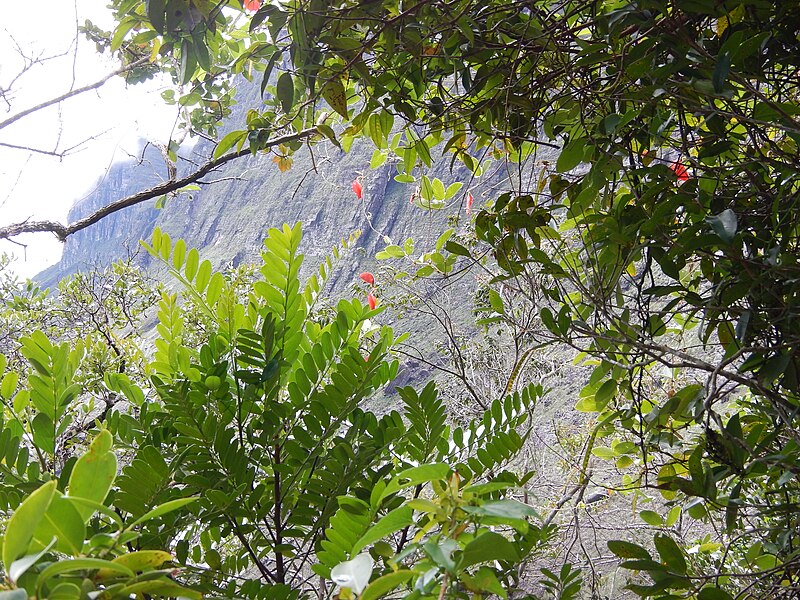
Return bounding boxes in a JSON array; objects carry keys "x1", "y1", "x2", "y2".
[{"x1": 0, "y1": 1, "x2": 180, "y2": 279}]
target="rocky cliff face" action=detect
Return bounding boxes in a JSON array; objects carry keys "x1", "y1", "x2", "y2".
[
  {"x1": 37, "y1": 80, "x2": 558, "y2": 301},
  {"x1": 50, "y1": 144, "x2": 166, "y2": 279},
  {"x1": 37, "y1": 140, "x2": 444, "y2": 287}
]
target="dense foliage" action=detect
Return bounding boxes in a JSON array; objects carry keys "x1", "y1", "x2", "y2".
[
  {"x1": 3, "y1": 0, "x2": 800, "y2": 598},
  {"x1": 0, "y1": 228, "x2": 558, "y2": 600}
]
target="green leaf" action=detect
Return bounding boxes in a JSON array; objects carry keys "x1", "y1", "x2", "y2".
[
  {"x1": 591, "y1": 447, "x2": 616, "y2": 459},
  {"x1": 556, "y1": 137, "x2": 586, "y2": 172},
  {"x1": 317, "y1": 123, "x2": 340, "y2": 148},
  {"x1": 370, "y1": 149, "x2": 388, "y2": 168},
  {"x1": 380, "y1": 463, "x2": 450, "y2": 502},
  {"x1": 8, "y1": 538, "x2": 57, "y2": 583},
  {"x1": 665, "y1": 505, "x2": 681, "y2": 527},
  {"x1": 462, "y1": 500, "x2": 539, "y2": 520},
  {"x1": 128, "y1": 497, "x2": 199, "y2": 527},
  {"x1": 185, "y1": 248, "x2": 200, "y2": 281},
  {"x1": 461, "y1": 532, "x2": 519, "y2": 567},
  {"x1": 195, "y1": 260, "x2": 212, "y2": 292},
  {"x1": 463, "y1": 567, "x2": 507, "y2": 599},
  {"x1": 146, "y1": 0, "x2": 166, "y2": 33},
  {"x1": 213, "y1": 130, "x2": 247, "y2": 159},
  {"x1": 63, "y1": 497, "x2": 123, "y2": 529},
  {"x1": 31, "y1": 413, "x2": 55, "y2": 455},
  {"x1": 444, "y1": 182, "x2": 463, "y2": 200},
  {"x1": 654, "y1": 534, "x2": 687, "y2": 575},
  {"x1": 172, "y1": 238, "x2": 187, "y2": 269},
  {"x1": 368, "y1": 113, "x2": 385, "y2": 148},
  {"x1": 414, "y1": 138, "x2": 432, "y2": 167},
  {"x1": 445, "y1": 241, "x2": 471, "y2": 257},
  {"x1": 12, "y1": 389, "x2": 29, "y2": 413},
  {"x1": 119, "y1": 580, "x2": 202, "y2": 600},
  {"x1": 47, "y1": 582, "x2": 82, "y2": 600},
  {"x1": 3, "y1": 480, "x2": 57, "y2": 568},
  {"x1": 435, "y1": 228, "x2": 454, "y2": 251},
  {"x1": 382, "y1": 245, "x2": 405, "y2": 258},
  {"x1": 32, "y1": 494, "x2": 86, "y2": 556},
  {"x1": 432, "y1": 178, "x2": 446, "y2": 200},
  {"x1": 712, "y1": 52, "x2": 731, "y2": 93},
  {"x1": 1, "y1": 371, "x2": 18, "y2": 399},
  {"x1": 0, "y1": 590, "x2": 28, "y2": 600},
  {"x1": 97, "y1": 551, "x2": 173, "y2": 579},
  {"x1": 277, "y1": 72, "x2": 295, "y2": 114},
  {"x1": 179, "y1": 39, "x2": 197, "y2": 85},
  {"x1": 463, "y1": 482, "x2": 515, "y2": 495},
  {"x1": 706, "y1": 209, "x2": 737, "y2": 244},
  {"x1": 68, "y1": 430, "x2": 117, "y2": 523},
  {"x1": 351, "y1": 506, "x2": 414, "y2": 554},
  {"x1": 360, "y1": 570, "x2": 414, "y2": 600},
  {"x1": 36, "y1": 558, "x2": 134, "y2": 586},
  {"x1": 488, "y1": 289, "x2": 504, "y2": 313},
  {"x1": 639, "y1": 510, "x2": 663, "y2": 526},
  {"x1": 424, "y1": 538, "x2": 458, "y2": 572},
  {"x1": 321, "y1": 77, "x2": 348, "y2": 119},
  {"x1": 698, "y1": 587, "x2": 735, "y2": 600},
  {"x1": 619, "y1": 559, "x2": 668, "y2": 572},
  {"x1": 607, "y1": 540, "x2": 651, "y2": 561}
]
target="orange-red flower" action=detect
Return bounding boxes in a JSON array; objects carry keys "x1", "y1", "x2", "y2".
[
  {"x1": 671, "y1": 161, "x2": 689, "y2": 182},
  {"x1": 352, "y1": 178, "x2": 363, "y2": 199},
  {"x1": 466, "y1": 192, "x2": 474, "y2": 215},
  {"x1": 359, "y1": 272, "x2": 375, "y2": 285},
  {"x1": 243, "y1": 0, "x2": 260, "y2": 12},
  {"x1": 367, "y1": 293, "x2": 377, "y2": 310}
]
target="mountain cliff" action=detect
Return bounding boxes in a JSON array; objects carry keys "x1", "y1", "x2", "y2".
[
  {"x1": 37, "y1": 75, "x2": 559, "y2": 290},
  {"x1": 36, "y1": 127, "x2": 475, "y2": 291}
]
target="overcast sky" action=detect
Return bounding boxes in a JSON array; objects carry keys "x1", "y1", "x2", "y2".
[{"x1": 0, "y1": 1, "x2": 179, "y2": 279}]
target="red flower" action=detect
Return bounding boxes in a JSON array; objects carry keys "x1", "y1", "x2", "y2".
[
  {"x1": 367, "y1": 293, "x2": 377, "y2": 310},
  {"x1": 243, "y1": 0, "x2": 260, "y2": 12},
  {"x1": 670, "y1": 161, "x2": 689, "y2": 182},
  {"x1": 466, "y1": 192, "x2": 474, "y2": 215},
  {"x1": 352, "y1": 178, "x2": 363, "y2": 199},
  {"x1": 359, "y1": 272, "x2": 375, "y2": 285}
]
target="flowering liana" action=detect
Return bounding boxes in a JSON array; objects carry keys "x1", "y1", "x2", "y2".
[
  {"x1": 243, "y1": 0, "x2": 260, "y2": 12},
  {"x1": 466, "y1": 192, "x2": 474, "y2": 215},
  {"x1": 352, "y1": 178, "x2": 363, "y2": 199},
  {"x1": 367, "y1": 293, "x2": 377, "y2": 310},
  {"x1": 359, "y1": 272, "x2": 375, "y2": 285}
]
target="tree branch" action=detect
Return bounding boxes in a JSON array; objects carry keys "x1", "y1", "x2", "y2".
[
  {"x1": 0, "y1": 141, "x2": 68, "y2": 158},
  {"x1": 0, "y1": 57, "x2": 150, "y2": 131},
  {"x1": 0, "y1": 128, "x2": 318, "y2": 242}
]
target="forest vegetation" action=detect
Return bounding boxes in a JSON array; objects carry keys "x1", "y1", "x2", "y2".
[{"x1": 1, "y1": 1, "x2": 799, "y2": 599}]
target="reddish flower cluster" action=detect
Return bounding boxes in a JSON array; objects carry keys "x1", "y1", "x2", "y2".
[
  {"x1": 358, "y1": 272, "x2": 377, "y2": 309},
  {"x1": 671, "y1": 161, "x2": 689, "y2": 182},
  {"x1": 352, "y1": 178, "x2": 363, "y2": 199}
]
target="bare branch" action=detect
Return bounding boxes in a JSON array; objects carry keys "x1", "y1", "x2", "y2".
[
  {"x1": 0, "y1": 141, "x2": 68, "y2": 158},
  {"x1": 0, "y1": 57, "x2": 150, "y2": 131},
  {"x1": 0, "y1": 128, "x2": 318, "y2": 242}
]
